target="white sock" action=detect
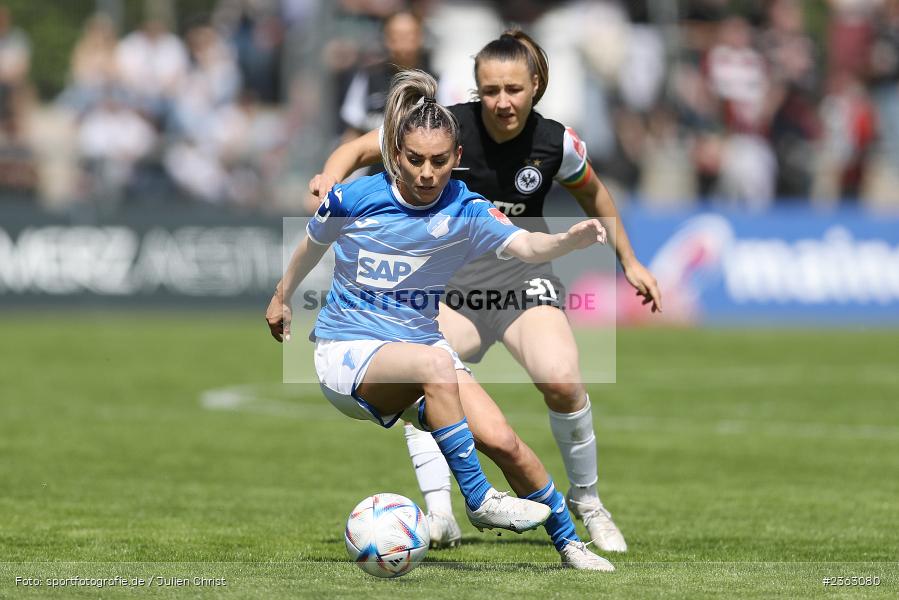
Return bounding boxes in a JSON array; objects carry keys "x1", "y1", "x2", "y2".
[
  {"x1": 404, "y1": 422, "x2": 453, "y2": 515},
  {"x1": 548, "y1": 394, "x2": 600, "y2": 502}
]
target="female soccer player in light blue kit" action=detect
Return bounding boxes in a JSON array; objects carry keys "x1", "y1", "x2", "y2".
[
  {"x1": 310, "y1": 31, "x2": 662, "y2": 553},
  {"x1": 266, "y1": 70, "x2": 614, "y2": 570}
]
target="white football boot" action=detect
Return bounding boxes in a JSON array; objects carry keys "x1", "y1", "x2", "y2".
[
  {"x1": 565, "y1": 490, "x2": 628, "y2": 552},
  {"x1": 427, "y1": 512, "x2": 462, "y2": 549},
  {"x1": 559, "y1": 539, "x2": 616, "y2": 571},
  {"x1": 466, "y1": 488, "x2": 551, "y2": 533}
]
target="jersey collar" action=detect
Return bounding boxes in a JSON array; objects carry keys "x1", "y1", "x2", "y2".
[{"x1": 390, "y1": 181, "x2": 447, "y2": 211}]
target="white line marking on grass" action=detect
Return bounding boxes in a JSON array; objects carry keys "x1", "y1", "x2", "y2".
[
  {"x1": 200, "y1": 384, "x2": 343, "y2": 420},
  {"x1": 199, "y1": 384, "x2": 899, "y2": 441}
]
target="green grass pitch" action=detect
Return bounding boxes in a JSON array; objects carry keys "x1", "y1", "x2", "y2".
[{"x1": 1, "y1": 312, "x2": 897, "y2": 598}]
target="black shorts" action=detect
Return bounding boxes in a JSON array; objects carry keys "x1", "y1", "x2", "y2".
[{"x1": 443, "y1": 272, "x2": 566, "y2": 363}]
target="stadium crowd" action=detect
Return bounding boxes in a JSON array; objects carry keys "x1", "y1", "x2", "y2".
[{"x1": 3, "y1": 0, "x2": 899, "y2": 212}]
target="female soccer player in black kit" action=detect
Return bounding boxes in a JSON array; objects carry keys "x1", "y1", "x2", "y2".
[{"x1": 309, "y1": 30, "x2": 662, "y2": 552}]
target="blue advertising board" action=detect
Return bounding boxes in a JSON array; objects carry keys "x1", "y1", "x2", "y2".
[{"x1": 620, "y1": 206, "x2": 899, "y2": 325}]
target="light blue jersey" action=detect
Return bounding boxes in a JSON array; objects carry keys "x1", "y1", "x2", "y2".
[{"x1": 307, "y1": 172, "x2": 523, "y2": 344}]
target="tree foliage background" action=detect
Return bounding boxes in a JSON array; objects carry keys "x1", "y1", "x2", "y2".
[{"x1": 6, "y1": 0, "x2": 218, "y2": 98}]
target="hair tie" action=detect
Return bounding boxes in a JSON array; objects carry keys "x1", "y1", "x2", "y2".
[{"x1": 423, "y1": 96, "x2": 436, "y2": 104}]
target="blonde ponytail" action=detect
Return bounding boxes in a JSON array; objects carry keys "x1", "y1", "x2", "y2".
[{"x1": 381, "y1": 69, "x2": 460, "y2": 181}]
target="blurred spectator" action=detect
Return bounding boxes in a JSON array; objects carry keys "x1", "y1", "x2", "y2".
[
  {"x1": 59, "y1": 14, "x2": 120, "y2": 115},
  {"x1": 0, "y1": 4, "x2": 31, "y2": 140},
  {"x1": 605, "y1": 107, "x2": 646, "y2": 193},
  {"x1": 171, "y1": 24, "x2": 241, "y2": 139},
  {"x1": 717, "y1": 130, "x2": 778, "y2": 208},
  {"x1": 115, "y1": 18, "x2": 189, "y2": 123},
  {"x1": 816, "y1": 70, "x2": 877, "y2": 200},
  {"x1": 869, "y1": 0, "x2": 899, "y2": 169},
  {"x1": 704, "y1": 15, "x2": 777, "y2": 208},
  {"x1": 340, "y1": 11, "x2": 433, "y2": 139},
  {"x1": 764, "y1": 0, "x2": 817, "y2": 91},
  {"x1": 164, "y1": 91, "x2": 285, "y2": 207},
  {"x1": 577, "y1": 0, "x2": 636, "y2": 164},
  {"x1": 314, "y1": 0, "x2": 404, "y2": 135},
  {"x1": 0, "y1": 3, "x2": 37, "y2": 198},
  {"x1": 670, "y1": 53, "x2": 721, "y2": 200},
  {"x1": 706, "y1": 16, "x2": 769, "y2": 134},
  {"x1": 617, "y1": 1, "x2": 666, "y2": 115},
  {"x1": 579, "y1": 1, "x2": 669, "y2": 200},
  {"x1": 827, "y1": 0, "x2": 881, "y2": 78},
  {"x1": 761, "y1": 0, "x2": 821, "y2": 197},
  {"x1": 163, "y1": 135, "x2": 230, "y2": 203},
  {"x1": 77, "y1": 91, "x2": 157, "y2": 203},
  {"x1": 675, "y1": 1, "x2": 727, "y2": 135},
  {"x1": 427, "y1": 1, "x2": 502, "y2": 105},
  {"x1": 639, "y1": 105, "x2": 698, "y2": 206},
  {"x1": 823, "y1": 0, "x2": 881, "y2": 200},
  {"x1": 220, "y1": 1, "x2": 285, "y2": 103}
]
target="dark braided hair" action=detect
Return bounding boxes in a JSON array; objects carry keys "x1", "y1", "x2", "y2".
[{"x1": 474, "y1": 28, "x2": 549, "y2": 105}]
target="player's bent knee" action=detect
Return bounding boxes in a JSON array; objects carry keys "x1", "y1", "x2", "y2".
[
  {"x1": 536, "y1": 379, "x2": 585, "y2": 411},
  {"x1": 419, "y1": 348, "x2": 457, "y2": 384}
]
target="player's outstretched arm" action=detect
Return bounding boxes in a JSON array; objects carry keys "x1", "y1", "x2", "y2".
[
  {"x1": 568, "y1": 172, "x2": 663, "y2": 313},
  {"x1": 504, "y1": 219, "x2": 606, "y2": 264},
  {"x1": 305, "y1": 129, "x2": 382, "y2": 213},
  {"x1": 266, "y1": 236, "x2": 329, "y2": 342}
]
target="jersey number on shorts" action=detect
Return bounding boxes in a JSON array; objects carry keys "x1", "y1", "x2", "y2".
[{"x1": 525, "y1": 278, "x2": 558, "y2": 303}]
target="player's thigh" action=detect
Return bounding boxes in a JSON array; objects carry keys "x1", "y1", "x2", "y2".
[
  {"x1": 436, "y1": 302, "x2": 482, "y2": 360},
  {"x1": 501, "y1": 306, "x2": 585, "y2": 402},
  {"x1": 357, "y1": 342, "x2": 456, "y2": 415}
]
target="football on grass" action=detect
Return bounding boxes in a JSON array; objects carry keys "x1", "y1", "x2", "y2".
[{"x1": 344, "y1": 493, "x2": 429, "y2": 578}]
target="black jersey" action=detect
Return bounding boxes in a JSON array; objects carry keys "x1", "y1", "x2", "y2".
[
  {"x1": 445, "y1": 102, "x2": 590, "y2": 291},
  {"x1": 341, "y1": 58, "x2": 435, "y2": 133}
]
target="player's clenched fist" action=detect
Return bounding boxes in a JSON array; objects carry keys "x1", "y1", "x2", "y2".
[
  {"x1": 265, "y1": 294, "x2": 292, "y2": 342},
  {"x1": 308, "y1": 172, "x2": 338, "y2": 198}
]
